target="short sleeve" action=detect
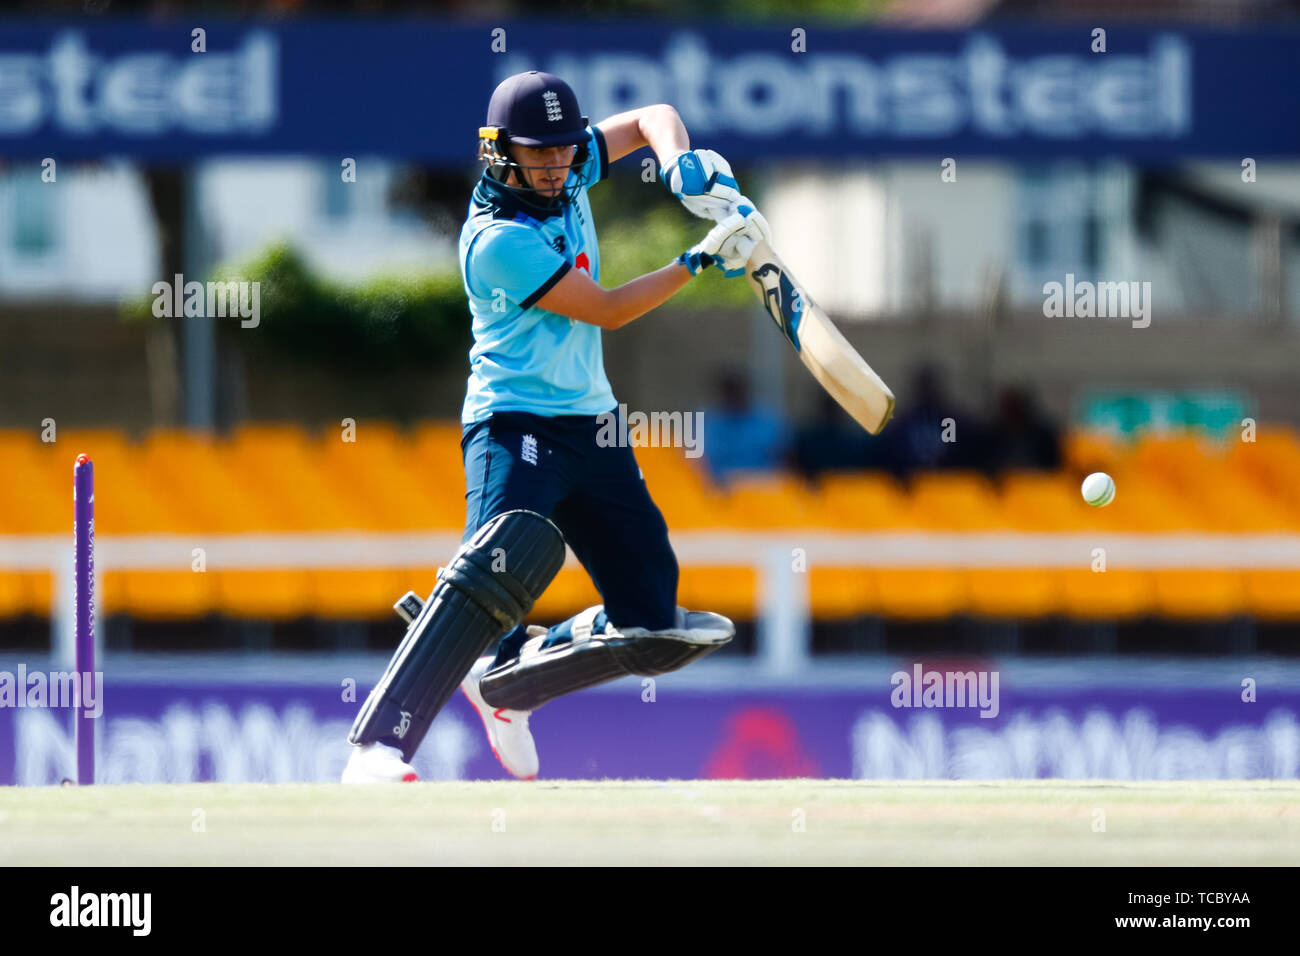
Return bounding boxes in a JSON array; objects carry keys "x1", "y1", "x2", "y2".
[
  {"x1": 576, "y1": 125, "x2": 609, "y2": 187},
  {"x1": 468, "y1": 223, "x2": 573, "y2": 310}
]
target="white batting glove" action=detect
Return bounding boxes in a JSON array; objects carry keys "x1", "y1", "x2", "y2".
[
  {"x1": 662, "y1": 149, "x2": 742, "y2": 220},
  {"x1": 730, "y1": 197, "x2": 772, "y2": 246},
  {"x1": 716, "y1": 232, "x2": 757, "y2": 275},
  {"x1": 676, "y1": 211, "x2": 752, "y2": 277}
]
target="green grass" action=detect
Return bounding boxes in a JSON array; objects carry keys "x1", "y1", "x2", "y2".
[{"x1": 2, "y1": 780, "x2": 1297, "y2": 866}]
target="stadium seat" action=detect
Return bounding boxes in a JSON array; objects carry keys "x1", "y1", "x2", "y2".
[
  {"x1": 814, "y1": 472, "x2": 909, "y2": 529},
  {"x1": 211, "y1": 569, "x2": 313, "y2": 620},
  {"x1": 905, "y1": 472, "x2": 1004, "y2": 530},
  {"x1": 1059, "y1": 569, "x2": 1154, "y2": 619},
  {"x1": 1151, "y1": 570, "x2": 1244, "y2": 619},
  {"x1": 677, "y1": 567, "x2": 756, "y2": 620},
  {"x1": 965, "y1": 569, "x2": 1062, "y2": 618},
  {"x1": 870, "y1": 569, "x2": 968, "y2": 619},
  {"x1": 103, "y1": 570, "x2": 216, "y2": 619},
  {"x1": 809, "y1": 567, "x2": 876, "y2": 618},
  {"x1": 1242, "y1": 571, "x2": 1300, "y2": 620}
]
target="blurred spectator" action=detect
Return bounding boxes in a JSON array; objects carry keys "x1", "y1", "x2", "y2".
[
  {"x1": 882, "y1": 365, "x2": 980, "y2": 477},
  {"x1": 984, "y1": 385, "x2": 1061, "y2": 474},
  {"x1": 700, "y1": 368, "x2": 788, "y2": 483},
  {"x1": 791, "y1": 391, "x2": 876, "y2": 480}
]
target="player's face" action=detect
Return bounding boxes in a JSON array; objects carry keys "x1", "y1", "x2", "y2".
[{"x1": 511, "y1": 144, "x2": 577, "y2": 197}]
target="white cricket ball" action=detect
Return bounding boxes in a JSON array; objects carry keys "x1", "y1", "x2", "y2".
[{"x1": 1081, "y1": 472, "x2": 1116, "y2": 507}]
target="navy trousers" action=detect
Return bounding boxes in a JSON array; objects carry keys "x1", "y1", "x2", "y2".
[{"x1": 460, "y1": 409, "x2": 680, "y2": 665}]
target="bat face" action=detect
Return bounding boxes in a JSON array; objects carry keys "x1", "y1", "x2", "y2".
[
  {"x1": 742, "y1": 239, "x2": 896, "y2": 435},
  {"x1": 750, "y1": 261, "x2": 803, "y2": 353}
]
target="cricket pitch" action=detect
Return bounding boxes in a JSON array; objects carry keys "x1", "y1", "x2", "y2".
[{"x1": 2, "y1": 779, "x2": 1298, "y2": 866}]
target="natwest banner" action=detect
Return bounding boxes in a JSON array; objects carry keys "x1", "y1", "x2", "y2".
[
  {"x1": 3, "y1": 675, "x2": 1298, "y2": 784},
  {"x1": 0, "y1": 21, "x2": 1297, "y2": 161}
]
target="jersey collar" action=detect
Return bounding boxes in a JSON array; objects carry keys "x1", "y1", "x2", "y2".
[{"x1": 474, "y1": 172, "x2": 566, "y2": 222}]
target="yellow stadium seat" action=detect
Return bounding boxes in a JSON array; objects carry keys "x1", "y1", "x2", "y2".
[
  {"x1": 719, "y1": 471, "x2": 819, "y2": 528},
  {"x1": 309, "y1": 569, "x2": 410, "y2": 618},
  {"x1": 814, "y1": 472, "x2": 909, "y2": 529},
  {"x1": 870, "y1": 568, "x2": 967, "y2": 619},
  {"x1": 211, "y1": 569, "x2": 313, "y2": 619},
  {"x1": 809, "y1": 567, "x2": 876, "y2": 618},
  {"x1": 228, "y1": 424, "x2": 372, "y2": 531},
  {"x1": 998, "y1": 472, "x2": 1093, "y2": 532},
  {"x1": 0, "y1": 439, "x2": 65, "y2": 534},
  {"x1": 1242, "y1": 571, "x2": 1300, "y2": 620},
  {"x1": 966, "y1": 569, "x2": 1062, "y2": 618},
  {"x1": 316, "y1": 425, "x2": 450, "y2": 530},
  {"x1": 1064, "y1": 429, "x2": 1127, "y2": 474},
  {"x1": 677, "y1": 566, "x2": 756, "y2": 620},
  {"x1": 905, "y1": 472, "x2": 1004, "y2": 530},
  {"x1": 1151, "y1": 570, "x2": 1244, "y2": 619},
  {"x1": 1059, "y1": 569, "x2": 1154, "y2": 619},
  {"x1": 0, "y1": 573, "x2": 26, "y2": 618},
  {"x1": 25, "y1": 572, "x2": 52, "y2": 616},
  {"x1": 103, "y1": 570, "x2": 216, "y2": 619},
  {"x1": 136, "y1": 429, "x2": 271, "y2": 534}
]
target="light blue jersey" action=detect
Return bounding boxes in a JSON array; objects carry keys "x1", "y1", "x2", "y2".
[{"x1": 459, "y1": 126, "x2": 615, "y2": 424}]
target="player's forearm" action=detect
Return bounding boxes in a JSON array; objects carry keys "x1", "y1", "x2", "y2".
[
  {"x1": 600, "y1": 263, "x2": 694, "y2": 329},
  {"x1": 638, "y1": 105, "x2": 690, "y2": 167}
]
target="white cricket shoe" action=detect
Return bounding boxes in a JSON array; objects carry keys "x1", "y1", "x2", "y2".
[
  {"x1": 341, "y1": 741, "x2": 419, "y2": 784},
  {"x1": 461, "y1": 650, "x2": 540, "y2": 780}
]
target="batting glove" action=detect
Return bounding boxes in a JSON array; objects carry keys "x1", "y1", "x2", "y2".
[
  {"x1": 662, "y1": 148, "x2": 742, "y2": 220},
  {"x1": 677, "y1": 211, "x2": 752, "y2": 277}
]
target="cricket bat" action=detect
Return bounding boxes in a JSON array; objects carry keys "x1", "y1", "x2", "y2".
[{"x1": 740, "y1": 239, "x2": 896, "y2": 435}]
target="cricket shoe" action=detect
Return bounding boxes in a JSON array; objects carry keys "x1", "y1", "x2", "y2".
[
  {"x1": 341, "y1": 742, "x2": 419, "y2": 784},
  {"x1": 461, "y1": 646, "x2": 541, "y2": 780}
]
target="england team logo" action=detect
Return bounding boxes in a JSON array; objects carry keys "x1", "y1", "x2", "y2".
[{"x1": 543, "y1": 90, "x2": 562, "y2": 122}]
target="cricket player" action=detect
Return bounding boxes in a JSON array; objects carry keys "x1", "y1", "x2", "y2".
[{"x1": 343, "y1": 70, "x2": 769, "y2": 783}]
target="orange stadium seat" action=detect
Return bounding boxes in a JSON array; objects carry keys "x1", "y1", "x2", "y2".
[
  {"x1": 314, "y1": 425, "x2": 423, "y2": 530},
  {"x1": 52, "y1": 429, "x2": 184, "y2": 534},
  {"x1": 0, "y1": 573, "x2": 27, "y2": 618},
  {"x1": 1242, "y1": 571, "x2": 1300, "y2": 620},
  {"x1": 870, "y1": 569, "x2": 968, "y2": 619},
  {"x1": 905, "y1": 472, "x2": 1004, "y2": 530},
  {"x1": 809, "y1": 567, "x2": 876, "y2": 618},
  {"x1": 966, "y1": 569, "x2": 1063, "y2": 618},
  {"x1": 635, "y1": 447, "x2": 726, "y2": 529},
  {"x1": 0, "y1": 433, "x2": 66, "y2": 534},
  {"x1": 6, "y1": 422, "x2": 1300, "y2": 624},
  {"x1": 309, "y1": 569, "x2": 413, "y2": 618},
  {"x1": 1059, "y1": 569, "x2": 1154, "y2": 619},
  {"x1": 102, "y1": 570, "x2": 216, "y2": 619},
  {"x1": 998, "y1": 472, "x2": 1093, "y2": 532},
  {"x1": 814, "y1": 472, "x2": 910, "y2": 529},
  {"x1": 211, "y1": 569, "x2": 313, "y2": 620},
  {"x1": 1151, "y1": 570, "x2": 1245, "y2": 619},
  {"x1": 1064, "y1": 429, "x2": 1126, "y2": 474},
  {"x1": 677, "y1": 567, "x2": 756, "y2": 621},
  {"x1": 718, "y1": 472, "x2": 821, "y2": 528}
]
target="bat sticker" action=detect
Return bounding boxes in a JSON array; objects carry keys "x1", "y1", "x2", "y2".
[{"x1": 751, "y1": 262, "x2": 804, "y2": 352}]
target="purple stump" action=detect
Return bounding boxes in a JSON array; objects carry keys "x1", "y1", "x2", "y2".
[{"x1": 73, "y1": 454, "x2": 94, "y2": 785}]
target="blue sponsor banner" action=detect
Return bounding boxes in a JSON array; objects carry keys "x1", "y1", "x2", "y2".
[
  {"x1": 3, "y1": 675, "x2": 1298, "y2": 783},
  {"x1": 1, "y1": 20, "x2": 1298, "y2": 161}
]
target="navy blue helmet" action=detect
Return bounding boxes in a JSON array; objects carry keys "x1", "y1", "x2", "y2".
[{"x1": 478, "y1": 71, "x2": 591, "y2": 211}]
